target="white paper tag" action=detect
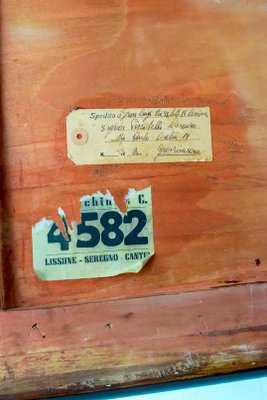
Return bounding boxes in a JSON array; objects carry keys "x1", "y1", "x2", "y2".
[
  {"x1": 32, "y1": 187, "x2": 154, "y2": 280},
  {"x1": 66, "y1": 107, "x2": 212, "y2": 165}
]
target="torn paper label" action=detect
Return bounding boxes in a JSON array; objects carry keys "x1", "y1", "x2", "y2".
[
  {"x1": 32, "y1": 187, "x2": 154, "y2": 280},
  {"x1": 66, "y1": 107, "x2": 212, "y2": 165}
]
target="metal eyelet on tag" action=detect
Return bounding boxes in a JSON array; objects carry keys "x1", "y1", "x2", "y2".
[{"x1": 71, "y1": 128, "x2": 88, "y2": 145}]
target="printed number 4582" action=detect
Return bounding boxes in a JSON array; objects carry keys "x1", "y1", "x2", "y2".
[{"x1": 47, "y1": 210, "x2": 148, "y2": 251}]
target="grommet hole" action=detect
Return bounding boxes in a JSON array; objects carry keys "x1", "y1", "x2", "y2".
[
  {"x1": 76, "y1": 132, "x2": 83, "y2": 140},
  {"x1": 71, "y1": 128, "x2": 89, "y2": 145}
]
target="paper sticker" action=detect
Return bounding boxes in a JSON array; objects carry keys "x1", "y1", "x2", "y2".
[
  {"x1": 32, "y1": 187, "x2": 154, "y2": 281},
  {"x1": 67, "y1": 107, "x2": 212, "y2": 165}
]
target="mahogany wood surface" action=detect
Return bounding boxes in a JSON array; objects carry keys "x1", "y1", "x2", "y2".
[
  {"x1": 1, "y1": 0, "x2": 267, "y2": 398},
  {"x1": 2, "y1": 0, "x2": 267, "y2": 309}
]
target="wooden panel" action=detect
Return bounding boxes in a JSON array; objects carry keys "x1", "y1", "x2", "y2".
[
  {"x1": 2, "y1": 0, "x2": 267, "y2": 309},
  {"x1": 1, "y1": 284, "x2": 267, "y2": 399},
  {"x1": 1, "y1": 0, "x2": 267, "y2": 398}
]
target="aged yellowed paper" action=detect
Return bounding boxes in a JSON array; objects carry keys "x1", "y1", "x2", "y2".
[
  {"x1": 67, "y1": 107, "x2": 212, "y2": 165},
  {"x1": 32, "y1": 187, "x2": 154, "y2": 280}
]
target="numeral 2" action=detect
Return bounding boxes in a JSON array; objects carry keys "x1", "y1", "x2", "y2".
[{"x1": 124, "y1": 210, "x2": 148, "y2": 245}]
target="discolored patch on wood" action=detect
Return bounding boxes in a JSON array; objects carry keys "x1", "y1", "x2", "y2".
[{"x1": 1, "y1": 0, "x2": 267, "y2": 397}]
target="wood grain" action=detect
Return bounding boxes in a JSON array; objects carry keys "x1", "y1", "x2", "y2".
[
  {"x1": 2, "y1": 0, "x2": 267, "y2": 309},
  {"x1": 1, "y1": 0, "x2": 267, "y2": 397},
  {"x1": 1, "y1": 283, "x2": 267, "y2": 399}
]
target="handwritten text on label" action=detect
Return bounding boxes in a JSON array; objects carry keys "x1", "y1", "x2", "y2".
[{"x1": 66, "y1": 107, "x2": 212, "y2": 165}]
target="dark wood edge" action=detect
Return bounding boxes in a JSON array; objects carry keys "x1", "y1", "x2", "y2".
[{"x1": 0, "y1": 62, "x2": 5, "y2": 310}]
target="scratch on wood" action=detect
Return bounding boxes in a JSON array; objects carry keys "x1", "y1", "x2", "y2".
[
  {"x1": 198, "y1": 315, "x2": 209, "y2": 331},
  {"x1": 123, "y1": 312, "x2": 135, "y2": 319},
  {"x1": 201, "y1": 324, "x2": 267, "y2": 337},
  {"x1": 29, "y1": 323, "x2": 46, "y2": 339},
  {"x1": 4, "y1": 362, "x2": 15, "y2": 380}
]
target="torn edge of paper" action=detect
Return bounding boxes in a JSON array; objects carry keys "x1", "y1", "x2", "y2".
[{"x1": 32, "y1": 187, "x2": 154, "y2": 281}]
